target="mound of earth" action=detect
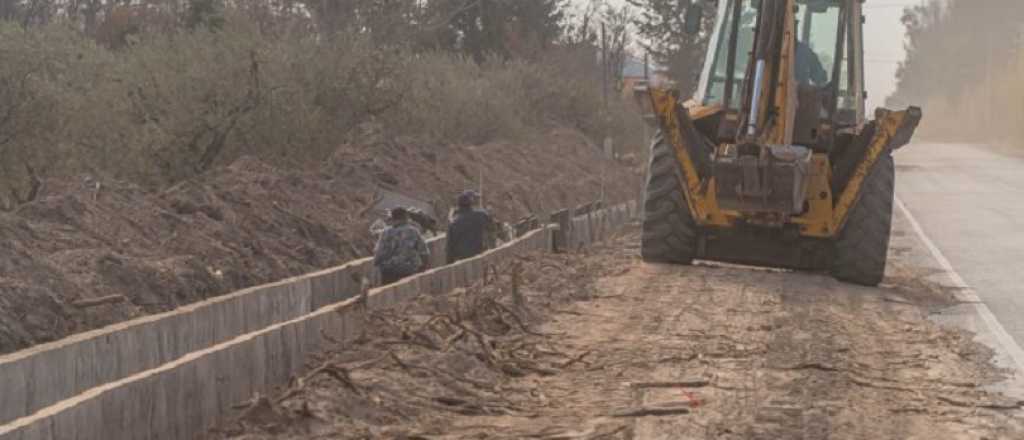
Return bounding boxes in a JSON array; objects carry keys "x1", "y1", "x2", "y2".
[{"x1": 0, "y1": 128, "x2": 640, "y2": 354}]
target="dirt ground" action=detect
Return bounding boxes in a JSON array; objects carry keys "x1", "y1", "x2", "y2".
[
  {"x1": 210, "y1": 223, "x2": 1024, "y2": 440},
  {"x1": 0, "y1": 128, "x2": 641, "y2": 354}
]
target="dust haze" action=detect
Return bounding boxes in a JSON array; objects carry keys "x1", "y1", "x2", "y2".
[{"x1": 886, "y1": 0, "x2": 1024, "y2": 145}]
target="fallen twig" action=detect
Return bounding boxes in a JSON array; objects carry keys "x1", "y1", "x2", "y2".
[
  {"x1": 512, "y1": 359, "x2": 560, "y2": 376},
  {"x1": 777, "y1": 362, "x2": 842, "y2": 373},
  {"x1": 343, "y1": 352, "x2": 392, "y2": 371},
  {"x1": 277, "y1": 362, "x2": 363, "y2": 404},
  {"x1": 560, "y1": 350, "x2": 592, "y2": 369},
  {"x1": 72, "y1": 294, "x2": 126, "y2": 308},
  {"x1": 629, "y1": 379, "x2": 709, "y2": 388},
  {"x1": 585, "y1": 424, "x2": 628, "y2": 440},
  {"x1": 319, "y1": 328, "x2": 342, "y2": 345},
  {"x1": 554, "y1": 309, "x2": 586, "y2": 316},
  {"x1": 611, "y1": 402, "x2": 692, "y2": 417},
  {"x1": 389, "y1": 350, "x2": 498, "y2": 391},
  {"x1": 452, "y1": 320, "x2": 500, "y2": 366},
  {"x1": 937, "y1": 395, "x2": 1024, "y2": 410},
  {"x1": 488, "y1": 298, "x2": 550, "y2": 336},
  {"x1": 524, "y1": 423, "x2": 628, "y2": 439}
]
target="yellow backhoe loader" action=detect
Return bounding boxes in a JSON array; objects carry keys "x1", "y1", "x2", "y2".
[{"x1": 637, "y1": 0, "x2": 921, "y2": 285}]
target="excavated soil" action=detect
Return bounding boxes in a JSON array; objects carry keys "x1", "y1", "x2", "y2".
[
  {"x1": 0, "y1": 129, "x2": 640, "y2": 354},
  {"x1": 210, "y1": 225, "x2": 1024, "y2": 440}
]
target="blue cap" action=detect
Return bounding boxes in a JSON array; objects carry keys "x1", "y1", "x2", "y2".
[{"x1": 457, "y1": 190, "x2": 478, "y2": 206}]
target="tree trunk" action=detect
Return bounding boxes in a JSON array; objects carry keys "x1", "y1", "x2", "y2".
[{"x1": 304, "y1": 0, "x2": 355, "y2": 37}]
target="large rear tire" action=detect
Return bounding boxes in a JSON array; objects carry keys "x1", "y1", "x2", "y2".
[
  {"x1": 832, "y1": 153, "x2": 895, "y2": 286},
  {"x1": 641, "y1": 132, "x2": 698, "y2": 264}
]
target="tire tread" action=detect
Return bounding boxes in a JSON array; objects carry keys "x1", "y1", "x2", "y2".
[
  {"x1": 641, "y1": 132, "x2": 698, "y2": 264},
  {"x1": 832, "y1": 154, "x2": 895, "y2": 286}
]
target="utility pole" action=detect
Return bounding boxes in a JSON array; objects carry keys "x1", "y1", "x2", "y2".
[
  {"x1": 600, "y1": 21, "x2": 613, "y2": 203},
  {"x1": 644, "y1": 51, "x2": 649, "y2": 80},
  {"x1": 601, "y1": 22, "x2": 608, "y2": 113}
]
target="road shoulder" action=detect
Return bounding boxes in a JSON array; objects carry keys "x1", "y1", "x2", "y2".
[{"x1": 893, "y1": 195, "x2": 1024, "y2": 400}]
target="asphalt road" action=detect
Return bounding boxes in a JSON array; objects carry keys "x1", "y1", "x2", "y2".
[{"x1": 896, "y1": 142, "x2": 1024, "y2": 349}]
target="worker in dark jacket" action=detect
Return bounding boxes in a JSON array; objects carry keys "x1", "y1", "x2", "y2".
[
  {"x1": 795, "y1": 39, "x2": 829, "y2": 86},
  {"x1": 374, "y1": 207, "x2": 430, "y2": 285},
  {"x1": 446, "y1": 191, "x2": 492, "y2": 264}
]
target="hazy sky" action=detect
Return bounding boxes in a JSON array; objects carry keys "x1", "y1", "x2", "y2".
[
  {"x1": 572, "y1": 0, "x2": 915, "y2": 109},
  {"x1": 862, "y1": 2, "x2": 916, "y2": 109}
]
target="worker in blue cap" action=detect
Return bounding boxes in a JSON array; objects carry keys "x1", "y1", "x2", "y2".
[{"x1": 446, "y1": 190, "x2": 492, "y2": 264}]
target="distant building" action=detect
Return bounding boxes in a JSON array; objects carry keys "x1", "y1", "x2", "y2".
[
  {"x1": 620, "y1": 56, "x2": 669, "y2": 98},
  {"x1": 621, "y1": 56, "x2": 647, "y2": 99}
]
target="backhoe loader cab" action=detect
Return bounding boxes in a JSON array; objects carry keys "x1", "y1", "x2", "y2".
[
  {"x1": 699, "y1": 0, "x2": 864, "y2": 125},
  {"x1": 639, "y1": 0, "x2": 922, "y2": 285}
]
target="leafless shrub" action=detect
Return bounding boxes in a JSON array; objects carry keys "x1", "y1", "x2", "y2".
[
  {"x1": 0, "y1": 22, "x2": 108, "y2": 209},
  {"x1": 0, "y1": 13, "x2": 646, "y2": 196}
]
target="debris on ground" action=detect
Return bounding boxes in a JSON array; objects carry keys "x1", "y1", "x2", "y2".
[{"x1": 210, "y1": 226, "x2": 1024, "y2": 439}]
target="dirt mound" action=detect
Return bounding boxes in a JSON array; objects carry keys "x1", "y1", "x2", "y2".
[{"x1": 0, "y1": 129, "x2": 640, "y2": 354}]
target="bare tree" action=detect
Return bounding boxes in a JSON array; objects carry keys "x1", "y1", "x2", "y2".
[
  {"x1": 603, "y1": 3, "x2": 632, "y2": 91},
  {"x1": 626, "y1": 0, "x2": 711, "y2": 91}
]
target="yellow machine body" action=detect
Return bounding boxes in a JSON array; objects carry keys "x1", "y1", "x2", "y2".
[
  {"x1": 650, "y1": 89, "x2": 918, "y2": 238},
  {"x1": 637, "y1": 0, "x2": 922, "y2": 285}
]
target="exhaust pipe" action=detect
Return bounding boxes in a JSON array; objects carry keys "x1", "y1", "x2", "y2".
[{"x1": 747, "y1": 59, "x2": 766, "y2": 136}]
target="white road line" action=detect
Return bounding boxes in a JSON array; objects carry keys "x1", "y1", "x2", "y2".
[{"x1": 895, "y1": 196, "x2": 1024, "y2": 374}]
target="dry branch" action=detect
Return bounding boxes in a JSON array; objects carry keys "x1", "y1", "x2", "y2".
[
  {"x1": 560, "y1": 350, "x2": 593, "y2": 369},
  {"x1": 936, "y1": 395, "x2": 1023, "y2": 410},
  {"x1": 629, "y1": 379, "x2": 710, "y2": 388},
  {"x1": 611, "y1": 402, "x2": 692, "y2": 418},
  {"x1": 277, "y1": 362, "x2": 365, "y2": 404},
  {"x1": 72, "y1": 294, "x2": 127, "y2": 308}
]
